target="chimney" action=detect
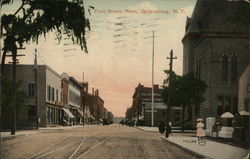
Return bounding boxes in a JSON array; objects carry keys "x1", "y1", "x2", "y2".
[{"x1": 92, "y1": 88, "x2": 95, "y2": 95}]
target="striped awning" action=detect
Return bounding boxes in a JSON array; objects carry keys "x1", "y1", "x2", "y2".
[
  {"x1": 63, "y1": 108, "x2": 75, "y2": 118},
  {"x1": 77, "y1": 109, "x2": 84, "y2": 117}
]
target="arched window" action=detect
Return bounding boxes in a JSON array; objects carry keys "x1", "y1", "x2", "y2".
[
  {"x1": 231, "y1": 55, "x2": 238, "y2": 82},
  {"x1": 28, "y1": 83, "x2": 35, "y2": 97},
  {"x1": 222, "y1": 55, "x2": 228, "y2": 81},
  {"x1": 195, "y1": 58, "x2": 201, "y2": 79},
  {"x1": 198, "y1": 58, "x2": 201, "y2": 79}
]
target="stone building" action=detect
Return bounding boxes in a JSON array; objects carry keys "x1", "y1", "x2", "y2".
[
  {"x1": 182, "y1": 0, "x2": 250, "y2": 118},
  {"x1": 2, "y1": 64, "x2": 63, "y2": 127},
  {"x1": 238, "y1": 65, "x2": 250, "y2": 112}
]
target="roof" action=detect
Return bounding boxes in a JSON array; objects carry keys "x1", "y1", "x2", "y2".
[
  {"x1": 183, "y1": 0, "x2": 250, "y2": 41},
  {"x1": 69, "y1": 76, "x2": 82, "y2": 89}
]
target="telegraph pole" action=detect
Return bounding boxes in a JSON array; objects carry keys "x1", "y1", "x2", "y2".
[
  {"x1": 151, "y1": 30, "x2": 155, "y2": 127},
  {"x1": 34, "y1": 48, "x2": 39, "y2": 129},
  {"x1": 166, "y1": 50, "x2": 177, "y2": 127}
]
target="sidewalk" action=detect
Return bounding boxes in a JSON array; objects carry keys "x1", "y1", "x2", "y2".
[
  {"x1": 137, "y1": 126, "x2": 196, "y2": 133},
  {"x1": 137, "y1": 126, "x2": 249, "y2": 159},
  {"x1": 1, "y1": 125, "x2": 85, "y2": 140},
  {"x1": 162, "y1": 136, "x2": 249, "y2": 159}
]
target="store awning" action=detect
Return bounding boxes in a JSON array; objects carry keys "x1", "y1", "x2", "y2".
[
  {"x1": 87, "y1": 113, "x2": 95, "y2": 120},
  {"x1": 63, "y1": 108, "x2": 75, "y2": 118},
  {"x1": 77, "y1": 109, "x2": 84, "y2": 117}
]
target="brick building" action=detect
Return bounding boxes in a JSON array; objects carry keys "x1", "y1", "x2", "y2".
[
  {"x1": 2, "y1": 64, "x2": 63, "y2": 127},
  {"x1": 129, "y1": 83, "x2": 181, "y2": 126},
  {"x1": 81, "y1": 82, "x2": 105, "y2": 124},
  {"x1": 182, "y1": 0, "x2": 250, "y2": 119}
]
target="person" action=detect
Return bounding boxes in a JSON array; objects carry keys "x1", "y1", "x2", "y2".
[
  {"x1": 165, "y1": 122, "x2": 172, "y2": 138},
  {"x1": 196, "y1": 118, "x2": 205, "y2": 138},
  {"x1": 158, "y1": 122, "x2": 165, "y2": 134}
]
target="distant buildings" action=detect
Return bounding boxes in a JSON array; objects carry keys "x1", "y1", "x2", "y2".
[
  {"x1": 182, "y1": 0, "x2": 250, "y2": 119},
  {"x1": 126, "y1": 83, "x2": 181, "y2": 126},
  {"x1": 1, "y1": 64, "x2": 113, "y2": 128}
]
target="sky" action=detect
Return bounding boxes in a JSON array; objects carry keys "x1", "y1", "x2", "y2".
[{"x1": 2, "y1": 0, "x2": 196, "y2": 117}]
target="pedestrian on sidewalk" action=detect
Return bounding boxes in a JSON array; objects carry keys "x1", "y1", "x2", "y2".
[
  {"x1": 158, "y1": 121, "x2": 165, "y2": 134},
  {"x1": 165, "y1": 122, "x2": 172, "y2": 138},
  {"x1": 196, "y1": 118, "x2": 205, "y2": 138}
]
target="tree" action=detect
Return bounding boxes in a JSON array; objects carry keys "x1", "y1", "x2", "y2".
[
  {"x1": 1, "y1": 0, "x2": 90, "y2": 134},
  {"x1": 162, "y1": 71, "x2": 207, "y2": 132}
]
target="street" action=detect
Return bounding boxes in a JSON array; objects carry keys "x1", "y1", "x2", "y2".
[{"x1": 1, "y1": 125, "x2": 198, "y2": 159}]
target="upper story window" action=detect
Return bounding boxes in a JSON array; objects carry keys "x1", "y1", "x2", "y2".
[
  {"x1": 222, "y1": 55, "x2": 228, "y2": 82},
  {"x1": 28, "y1": 83, "x2": 35, "y2": 97},
  {"x1": 52, "y1": 87, "x2": 55, "y2": 102},
  {"x1": 56, "y1": 89, "x2": 58, "y2": 101},
  {"x1": 231, "y1": 55, "x2": 238, "y2": 82},
  {"x1": 47, "y1": 85, "x2": 51, "y2": 101}
]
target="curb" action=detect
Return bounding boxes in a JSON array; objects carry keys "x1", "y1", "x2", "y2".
[
  {"x1": 136, "y1": 127, "x2": 159, "y2": 133},
  {"x1": 1, "y1": 133, "x2": 40, "y2": 141},
  {"x1": 160, "y1": 137, "x2": 212, "y2": 159}
]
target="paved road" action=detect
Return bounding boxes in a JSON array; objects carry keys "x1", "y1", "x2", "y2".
[{"x1": 1, "y1": 125, "x2": 198, "y2": 159}]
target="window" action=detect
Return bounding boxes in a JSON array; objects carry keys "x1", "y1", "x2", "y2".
[
  {"x1": 231, "y1": 55, "x2": 238, "y2": 82},
  {"x1": 52, "y1": 87, "x2": 55, "y2": 102},
  {"x1": 245, "y1": 99, "x2": 249, "y2": 111},
  {"x1": 217, "y1": 96, "x2": 223, "y2": 116},
  {"x1": 232, "y1": 97, "x2": 238, "y2": 115},
  {"x1": 47, "y1": 85, "x2": 51, "y2": 101},
  {"x1": 225, "y1": 97, "x2": 231, "y2": 112},
  {"x1": 60, "y1": 92, "x2": 63, "y2": 102},
  {"x1": 28, "y1": 106, "x2": 36, "y2": 121},
  {"x1": 222, "y1": 55, "x2": 228, "y2": 81},
  {"x1": 198, "y1": 58, "x2": 201, "y2": 79},
  {"x1": 28, "y1": 83, "x2": 35, "y2": 97},
  {"x1": 56, "y1": 89, "x2": 58, "y2": 101}
]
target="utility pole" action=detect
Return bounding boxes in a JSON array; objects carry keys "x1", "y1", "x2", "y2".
[
  {"x1": 8, "y1": 51, "x2": 25, "y2": 135},
  {"x1": 34, "y1": 48, "x2": 39, "y2": 129},
  {"x1": 166, "y1": 50, "x2": 177, "y2": 127},
  {"x1": 11, "y1": 51, "x2": 17, "y2": 135},
  {"x1": 151, "y1": 30, "x2": 155, "y2": 127}
]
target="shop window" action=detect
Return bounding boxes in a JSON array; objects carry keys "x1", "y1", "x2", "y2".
[
  {"x1": 28, "y1": 83, "x2": 35, "y2": 97},
  {"x1": 225, "y1": 97, "x2": 231, "y2": 112},
  {"x1": 222, "y1": 55, "x2": 228, "y2": 81},
  {"x1": 217, "y1": 96, "x2": 223, "y2": 116},
  {"x1": 232, "y1": 97, "x2": 238, "y2": 115}
]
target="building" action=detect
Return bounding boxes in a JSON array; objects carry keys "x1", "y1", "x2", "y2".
[
  {"x1": 2, "y1": 64, "x2": 63, "y2": 127},
  {"x1": 81, "y1": 82, "x2": 95, "y2": 124},
  {"x1": 81, "y1": 82, "x2": 105, "y2": 124},
  {"x1": 182, "y1": 0, "x2": 250, "y2": 118},
  {"x1": 68, "y1": 76, "x2": 83, "y2": 125},
  {"x1": 129, "y1": 83, "x2": 181, "y2": 126},
  {"x1": 238, "y1": 65, "x2": 250, "y2": 112}
]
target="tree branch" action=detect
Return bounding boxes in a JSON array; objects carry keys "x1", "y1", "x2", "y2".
[{"x1": 13, "y1": 0, "x2": 28, "y2": 16}]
